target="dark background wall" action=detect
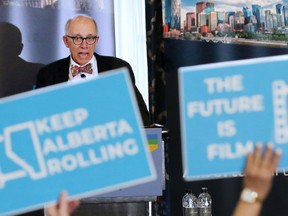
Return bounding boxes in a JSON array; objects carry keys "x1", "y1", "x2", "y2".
[{"x1": 164, "y1": 38, "x2": 288, "y2": 216}]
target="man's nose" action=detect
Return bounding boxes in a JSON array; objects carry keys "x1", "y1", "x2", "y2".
[{"x1": 80, "y1": 39, "x2": 89, "y2": 47}]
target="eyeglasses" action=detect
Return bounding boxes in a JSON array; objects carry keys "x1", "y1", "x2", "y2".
[{"x1": 66, "y1": 35, "x2": 99, "y2": 45}]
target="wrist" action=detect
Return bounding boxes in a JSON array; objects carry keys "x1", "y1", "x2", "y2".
[{"x1": 240, "y1": 188, "x2": 263, "y2": 204}]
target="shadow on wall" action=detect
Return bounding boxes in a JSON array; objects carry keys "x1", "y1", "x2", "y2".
[{"x1": 0, "y1": 22, "x2": 44, "y2": 98}]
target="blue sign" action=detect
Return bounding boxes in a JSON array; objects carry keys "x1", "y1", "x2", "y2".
[
  {"x1": 179, "y1": 55, "x2": 288, "y2": 181},
  {"x1": 0, "y1": 68, "x2": 156, "y2": 215}
]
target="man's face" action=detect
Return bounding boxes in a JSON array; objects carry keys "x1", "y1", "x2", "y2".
[{"x1": 63, "y1": 17, "x2": 98, "y2": 65}]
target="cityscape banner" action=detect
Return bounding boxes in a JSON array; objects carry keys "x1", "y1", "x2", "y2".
[
  {"x1": 179, "y1": 54, "x2": 288, "y2": 181},
  {"x1": 0, "y1": 68, "x2": 156, "y2": 215},
  {"x1": 162, "y1": 0, "x2": 288, "y2": 48}
]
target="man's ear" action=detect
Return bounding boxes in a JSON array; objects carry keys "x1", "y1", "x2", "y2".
[{"x1": 63, "y1": 36, "x2": 69, "y2": 48}]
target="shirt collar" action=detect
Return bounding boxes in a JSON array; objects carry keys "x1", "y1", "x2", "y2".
[{"x1": 70, "y1": 55, "x2": 95, "y2": 67}]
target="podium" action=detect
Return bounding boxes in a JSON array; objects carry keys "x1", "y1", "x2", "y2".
[{"x1": 72, "y1": 128, "x2": 165, "y2": 216}]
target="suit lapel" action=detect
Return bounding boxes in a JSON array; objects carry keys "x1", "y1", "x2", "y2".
[
  {"x1": 55, "y1": 57, "x2": 70, "y2": 83},
  {"x1": 95, "y1": 53, "x2": 108, "y2": 74}
]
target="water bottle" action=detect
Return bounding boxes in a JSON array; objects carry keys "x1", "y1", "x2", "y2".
[
  {"x1": 198, "y1": 187, "x2": 212, "y2": 216},
  {"x1": 182, "y1": 189, "x2": 198, "y2": 216}
]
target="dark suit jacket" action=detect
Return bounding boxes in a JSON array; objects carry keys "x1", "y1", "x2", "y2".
[{"x1": 36, "y1": 53, "x2": 150, "y2": 126}]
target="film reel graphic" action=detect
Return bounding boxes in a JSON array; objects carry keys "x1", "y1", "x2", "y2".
[{"x1": 273, "y1": 80, "x2": 288, "y2": 144}]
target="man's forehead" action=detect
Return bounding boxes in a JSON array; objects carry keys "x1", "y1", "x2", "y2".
[
  {"x1": 70, "y1": 18, "x2": 96, "y2": 29},
  {"x1": 69, "y1": 21, "x2": 97, "y2": 34}
]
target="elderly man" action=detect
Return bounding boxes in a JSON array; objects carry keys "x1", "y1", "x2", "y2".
[{"x1": 36, "y1": 14, "x2": 150, "y2": 126}]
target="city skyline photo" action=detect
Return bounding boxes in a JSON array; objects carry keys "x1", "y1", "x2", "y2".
[
  {"x1": 181, "y1": 0, "x2": 288, "y2": 16},
  {"x1": 163, "y1": 0, "x2": 288, "y2": 48}
]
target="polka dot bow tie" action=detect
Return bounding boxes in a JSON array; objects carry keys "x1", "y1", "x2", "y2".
[{"x1": 71, "y1": 63, "x2": 93, "y2": 77}]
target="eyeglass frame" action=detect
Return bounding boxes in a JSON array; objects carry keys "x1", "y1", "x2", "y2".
[{"x1": 65, "y1": 35, "x2": 99, "y2": 45}]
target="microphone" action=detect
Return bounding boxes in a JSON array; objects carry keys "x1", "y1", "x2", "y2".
[{"x1": 81, "y1": 74, "x2": 86, "y2": 79}]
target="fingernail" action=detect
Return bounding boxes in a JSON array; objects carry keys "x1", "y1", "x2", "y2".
[
  {"x1": 256, "y1": 143, "x2": 263, "y2": 148},
  {"x1": 276, "y1": 148, "x2": 282, "y2": 155},
  {"x1": 267, "y1": 143, "x2": 274, "y2": 149}
]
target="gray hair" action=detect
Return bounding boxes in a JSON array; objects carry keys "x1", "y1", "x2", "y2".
[{"x1": 64, "y1": 14, "x2": 98, "y2": 35}]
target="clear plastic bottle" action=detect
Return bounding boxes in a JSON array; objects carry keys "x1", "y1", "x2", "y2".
[
  {"x1": 197, "y1": 187, "x2": 212, "y2": 216},
  {"x1": 182, "y1": 189, "x2": 198, "y2": 216}
]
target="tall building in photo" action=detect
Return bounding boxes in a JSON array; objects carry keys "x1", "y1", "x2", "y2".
[
  {"x1": 204, "y1": 1, "x2": 214, "y2": 14},
  {"x1": 265, "y1": 10, "x2": 274, "y2": 31},
  {"x1": 196, "y1": 2, "x2": 206, "y2": 28},
  {"x1": 244, "y1": 22, "x2": 255, "y2": 32},
  {"x1": 284, "y1": 5, "x2": 288, "y2": 26},
  {"x1": 209, "y1": 11, "x2": 217, "y2": 32},
  {"x1": 276, "y1": 13, "x2": 284, "y2": 27},
  {"x1": 235, "y1": 11, "x2": 245, "y2": 31},
  {"x1": 243, "y1": 6, "x2": 252, "y2": 24},
  {"x1": 276, "y1": 3, "x2": 285, "y2": 27},
  {"x1": 276, "y1": 4, "x2": 284, "y2": 15},
  {"x1": 196, "y1": 1, "x2": 206, "y2": 14},
  {"x1": 226, "y1": 11, "x2": 235, "y2": 25},
  {"x1": 217, "y1": 11, "x2": 225, "y2": 24},
  {"x1": 252, "y1": 4, "x2": 262, "y2": 29},
  {"x1": 196, "y1": 1, "x2": 214, "y2": 30},
  {"x1": 198, "y1": 12, "x2": 207, "y2": 28},
  {"x1": 186, "y1": 12, "x2": 197, "y2": 32},
  {"x1": 163, "y1": 0, "x2": 172, "y2": 28},
  {"x1": 171, "y1": 0, "x2": 181, "y2": 30},
  {"x1": 272, "y1": 13, "x2": 278, "y2": 29},
  {"x1": 229, "y1": 14, "x2": 235, "y2": 31}
]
